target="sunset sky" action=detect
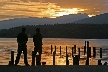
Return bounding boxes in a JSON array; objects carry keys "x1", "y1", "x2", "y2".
[{"x1": 0, "y1": 0, "x2": 108, "y2": 20}]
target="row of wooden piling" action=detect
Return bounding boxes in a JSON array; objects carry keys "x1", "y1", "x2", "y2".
[
  {"x1": 51, "y1": 41, "x2": 105, "y2": 65},
  {"x1": 8, "y1": 41, "x2": 107, "y2": 65},
  {"x1": 51, "y1": 41, "x2": 102, "y2": 58}
]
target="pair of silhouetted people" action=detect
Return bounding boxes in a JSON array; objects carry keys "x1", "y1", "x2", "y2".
[{"x1": 15, "y1": 28, "x2": 43, "y2": 66}]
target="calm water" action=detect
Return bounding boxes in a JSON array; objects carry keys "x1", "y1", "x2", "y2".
[{"x1": 0, "y1": 38, "x2": 108, "y2": 66}]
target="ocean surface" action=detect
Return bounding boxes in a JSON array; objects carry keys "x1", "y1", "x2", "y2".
[{"x1": 0, "y1": 38, "x2": 108, "y2": 66}]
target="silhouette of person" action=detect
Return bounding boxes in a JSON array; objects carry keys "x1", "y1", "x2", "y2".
[
  {"x1": 15, "y1": 28, "x2": 29, "y2": 66},
  {"x1": 33, "y1": 28, "x2": 43, "y2": 56}
]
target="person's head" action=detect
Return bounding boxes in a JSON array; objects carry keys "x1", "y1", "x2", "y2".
[
  {"x1": 22, "y1": 28, "x2": 26, "y2": 33},
  {"x1": 36, "y1": 28, "x2": 40, "y2": 33}
]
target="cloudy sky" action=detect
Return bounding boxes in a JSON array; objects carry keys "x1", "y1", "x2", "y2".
[{"x1": 0, "y1": 0, "x2": 108, "y2": 20}]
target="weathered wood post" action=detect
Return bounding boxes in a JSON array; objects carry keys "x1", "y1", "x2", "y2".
[
  {"x1": 55, "y1": 46, "x2": 56, "y2": 54},
  {"x1": 66, "y1": 46, "x2": 67, "y2": 56},
  {"x1": 36, "y1": 55, "x2": 41, "y2": 65},
  {"x1": 53, "y1": 51, "x2": 55, "y2": 65},
  {"x1": 11, "y1": 51, "x2": 14, "y2": 65},
  {"x1": 85, "y1": 58, "x2": 89, "y2": 65},
  {"x1": 84, "y1": 41, "x2": 86, "y2": 55},
  {"x1": 100, "y1": 48, "x2": 102, "y2": 58},
  {"x1": 73, "y1": 56, "x2": 75, "y2": 65},
  {"x1": 42, "y1": 62, "x2": 46, "y2": 65},
  {"x1": 73, "y1": 55, "x2": 79, "y2": 65},
  {"x1": 51, "y1": 45, "x2": 53, "y2": 54},
  {"x1": 78, "y1": 48, "x2": 80, "y2": 59},
  {"x1": 98, "y1": 60, "x2": 102, "y2": 65},
  {"x1": 93, "y1": 47, "x2": 96, "y2": 58},
  {"x1": 66, "y1": 54, "x2": 69, "y2": 65},
  {"x1": 87, "y1": 41, "x2": 89, "y2": 48},
  {"x1": 89, "y1": 47, "x2": 91, "y2": 58},
  {"x1": 74, "y1": 45, "x2": 76, "y2": 54},
  {"x1": 60, "y1": 46, "x2": 61, "y2": 56},
  {"x1": 76, "y1": 55, "x2": 79, "y2": 65},
  {"x1": 32, "y1": 51, "x2": 35, "y2": 66},
  {"x1": 65, "y1": 46, "x2": 69, "y2": 65},
  {"x1": 103, "y1": 62, "x2": 107, "y2": 65},
  {"x1": 84, "y1": 46, "x2": 86, "y2": 55},
  {"x1": 87, "y1": 41, "x2": 89, "y2": 59},
  {"x1": 72, "y1": 47, "x2": 74, "y2": 57}
]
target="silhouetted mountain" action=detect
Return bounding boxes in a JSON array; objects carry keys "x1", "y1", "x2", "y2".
[
  {"x1": 0, "y1": 14, "x2": 89, "y2": 29},
  {"x1": 74, "y1": 13, "x2": 108, "y2": 24}
]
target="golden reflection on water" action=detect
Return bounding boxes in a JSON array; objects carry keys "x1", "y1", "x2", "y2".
[{"x1": 0, "y1": 38, "x2": 108, "y2": 66}]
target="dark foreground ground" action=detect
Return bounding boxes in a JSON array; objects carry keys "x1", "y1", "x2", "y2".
[{"x1": 0, "y1": 65, "x2": 108, "y2": 72}]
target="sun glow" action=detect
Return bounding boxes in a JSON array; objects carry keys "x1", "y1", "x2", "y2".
[
  {"x1": 88, "y1": 14, "x2": 96, "y2": 17},
  {"x1": 52, "y1": 8, "x2": 85, "y2": 17}
]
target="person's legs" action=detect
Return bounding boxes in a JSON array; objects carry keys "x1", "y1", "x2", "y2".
[
  {"x1": 34, "y1": 46, "x2": 39, "y2": 56},
  {"x1": 38, "y1": 45, "x2": 42, "y2": 61},
  {"x1": 39, "y1": 45, "x2": 42, "y2": 55},
  {"x1": 23, "y1": 48, "x2": 29, "y2": 65},
  {"x1": 15, "y1": 48, "x2": 22, "y2": 65}
]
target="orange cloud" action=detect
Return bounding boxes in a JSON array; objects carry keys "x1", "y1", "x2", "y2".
[{"x1": 0, "y1": 1, "x2": 86, "y2": 20}]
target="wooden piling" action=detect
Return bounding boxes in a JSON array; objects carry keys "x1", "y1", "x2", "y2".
[
  {"x1": 87, "y1": 47, "x2": 91, "y2": 58},
  {"x1": 86, "y1": 43, "x2": 90, "y2": 65},
  {"x1": 103, "y1": 62, "x2": 107, "y2": 65},
  {"x1": 89, "y1": 47, "x2": 91, "y2": 58},
  {"x1": 51, "y1": 45, "x2": 53, "y2": 54},
  {"x1": 53, "y1": 51, "x2": 55, "y2": 65},
  {"x1": 11, "y1": 51, "x2": 14, "y2": 65},
  {"x1": 84, "y1": 46, "x2": 86, "y2": 55},
  {"x1": 85, "y1": 58, "x2": 89, "y2": 65},
  {"x1": 98, "y1": 60, "x2": 102, "y2": 65},
  {"x1": 87, "y1": 48, "x2": 89, "y2": 59},
  {"x1": 72, "y1": 47, "x2": 74, "y2": 57},
  {"x1": 66, "y1": 46, "x2": 67, "y2": 55},
  {"x1": 42, "y1": 62, "x2": 46, "y2": 65},
  {"x1": 36, "y1": 55, "x2": 41, "y2": 65},
  {"x1": 32, "y1": 51, "x2": 35, "y2": 66},
  {"x1": 93, "y1": 47, "x2": 96, "y2": 58},
  {"x1": 85, "y1": 41, "x2": 86, "y2": 48},
  {"x1": 74, "y1": 45, "x2": 76, "y2": 54},
  {"x1": 60, "y1": 46, "x2": 61, "y2": 56},
  {"x1": 100, "y1": 48, "x2": 102, "y2": 58},
  {"x1": 84, "y1": 41, "x2": 86, "y2": 55},
  {"x1": 78, "y1": 48, "x2": 80, "y2": 59},
  {"x1": 66, "y1": 54, "x2": 69, "y2": 65},
  {"x1": 73, "y1": 55, "x2": 79, "y2": 65},
  {"x1": 87, "y1": 41, "x2": 89, "y2": 48},
  {"x1": 55, "y1": 46, "x2": 56, "y2": 54}
]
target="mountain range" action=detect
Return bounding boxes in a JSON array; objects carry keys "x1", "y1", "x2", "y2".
[
  {"x1": 74, "y1": 13, "x2": 108, "y2": 24},
  {"x1": 0, "y1": 13, "x2": 108, "y2": 29},
  {"x1": 0, "y1": 14, "x2": 88, "y2": 29}
]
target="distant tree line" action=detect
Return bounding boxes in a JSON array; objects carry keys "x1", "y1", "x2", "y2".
[{"x1": 0, "y1": 23, "x2": 108, "y2": 39}]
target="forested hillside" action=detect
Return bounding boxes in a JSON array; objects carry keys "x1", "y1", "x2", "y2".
[{"x1": 0, "y1": 23, "x2": 108, "y2": 39}]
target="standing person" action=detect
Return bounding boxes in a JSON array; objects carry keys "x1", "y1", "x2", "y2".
[
  {"x1": 15, "y1": 28, "x2": 29, "y2": 66},
  {"x1": 33, "y1": 28, "x2": 43, "y2": 56}
]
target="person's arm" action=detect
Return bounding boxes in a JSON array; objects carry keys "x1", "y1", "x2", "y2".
[
  {"x1": 41, "y1": 33, "x2": 43, "y2": 45},
  {"x1": 41, "y1": 33, "x2": 43, "y2": 39},
  {"x1": 25, "y1": 34, "x2": 28, "y2": 43},
  {"x1": 33, "y1": 35, "x2": 34, "y2": 42},
  {"x1": 17, "y1": 33, "x2": 20, "y2": 43}
]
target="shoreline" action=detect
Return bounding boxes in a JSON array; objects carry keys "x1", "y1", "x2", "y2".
[{"x1": 0, "y1": 65, "x2": 108, "y2": 72}]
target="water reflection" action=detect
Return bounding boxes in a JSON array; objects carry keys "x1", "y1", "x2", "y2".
[{"x1": 0, "y1": 38, "x2": 108, "y2": 65}]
